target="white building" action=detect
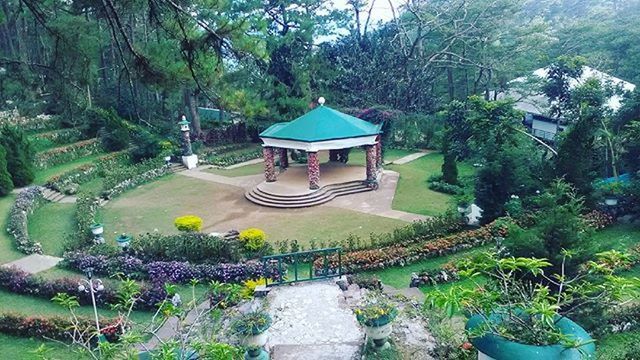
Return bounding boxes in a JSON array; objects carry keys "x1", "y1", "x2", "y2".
[{"x1": 500, "y1": 66, "x2": 636, "y2": 141}]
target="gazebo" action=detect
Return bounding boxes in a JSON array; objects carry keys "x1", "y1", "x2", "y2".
[{"x1": 245, "y1": 100, "x2": 384, "y2": 208}]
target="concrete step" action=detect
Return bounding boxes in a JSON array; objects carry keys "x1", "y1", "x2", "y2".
[
  {"x1": 253, "y1": 182, "x2": 367, "y2": 202},
  {"x1": 245, "y1": 184, "x2": 373, "y2": 208},
  {"x1": 42, "y1": 187, "x2": 69, "y2": 203},
  {"x1": 254, "y1": 180, "x2": 365, "y2": 200}
]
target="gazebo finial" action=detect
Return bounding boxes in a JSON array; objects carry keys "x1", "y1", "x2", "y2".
[{"x1": 317, "y1": 96, "x2": 326, "y2": 106}]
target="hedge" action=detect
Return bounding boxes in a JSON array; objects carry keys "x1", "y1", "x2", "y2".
[
  {"x1": 7, "y1": 186, "x2": 44, "y2": 254},
  {"x1": 129, "y1": 232, "x2": 241, "y2": 264},
  {"x1": 0, "y1": 313, "x2": 100, "y2": 342},
  {"x1": 202, "y1": 148, "x2": 262, "y2": 167},
  {"x1": 34, "y1": 138, "x2": 102, "y2": 169}
]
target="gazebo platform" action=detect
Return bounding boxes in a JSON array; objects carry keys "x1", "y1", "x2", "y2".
[{"x1": 245, "y1": 162, "x2": 375, "y2": 208}]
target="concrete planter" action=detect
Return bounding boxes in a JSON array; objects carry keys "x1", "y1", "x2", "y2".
[
  {"x1": 364, "y1": 320, "x2": 394, "y2": 350},
  {"x1": 116, "y1": 234, "x2": 131, "y2": 248},
  {"x1": 466, "y1": 314, "x2": 596, "y2": 360},
  {"x1": 242, "y1": 330, "x2": 268, "y2": 348},
  {"x1": 604, "y1": 197, "x2": 618, "y2": 206},
  {"x1": 90, "y1": 223, "x2": 104, "y2": 236}
]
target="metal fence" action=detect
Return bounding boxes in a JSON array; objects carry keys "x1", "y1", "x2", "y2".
[{"x1": 261, "y1": 247, "x2": 342, "y2": 287}]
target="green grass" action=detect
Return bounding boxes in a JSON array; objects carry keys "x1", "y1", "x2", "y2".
[
  {"x1": 33, "y1": 153, "x2": 105, "y2": 185},
  {"x1": 592, "y1": 223, "x2": 640, "y2": 252},
  {"x1": 78, "y1": 177, "x2": 104, "y2": 194},
  {"x1": 388, "y1": 153, "x2": 475, "y2": 216},
  {"x1": 0, "y1": 333, "x2": 85, "y2": 360},
  {"x1": 207, "y1": 162, "x2": 264, "y2": 177},
  {"x1": 100, "y1": 174, "x2": 406, "y2": 247},
  {"x1": 0, "y1": 195, "x2": 24, "y2": 264},
  {"x1": 28, "y1": 202, "x2": 76, "y2": 256},
  {"x1": 367, "y1": 247, "x2": 488, "y2": 289},
  {"x1": 595, "y1": 329, "x2": 640, "y2": 360}
]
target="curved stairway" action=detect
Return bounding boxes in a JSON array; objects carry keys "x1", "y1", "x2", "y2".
[{"x1": 245, "y1": 180, "x2": 373, "y2": 208}]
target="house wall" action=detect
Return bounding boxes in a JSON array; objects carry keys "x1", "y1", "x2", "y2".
[{"x1": 531, "y1": 119, "x2": 566, "y2": 141}]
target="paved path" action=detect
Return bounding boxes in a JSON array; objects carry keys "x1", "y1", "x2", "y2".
[
  {"x1": 329, "y1": 170, "x2": 429, "y2": 222},
  {"x1": 224, "y1": 158, "x2": 262, "y2": 169},
  {"x1": 267, "y1": 282, "x2": 363, "y2": 360},
  {"x1": 177, "y1": 167, "x2": 263, "y2": 190},
  {"x1": 388, "y1": 150, "x2": 432, "y2": 165},
  {"x1": 2, "y1": 254, "x2": 63, "y2": 274}
]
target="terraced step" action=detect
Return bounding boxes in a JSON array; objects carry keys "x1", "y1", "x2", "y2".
[
  {"x1": 42, "y1": 186, "x2": 76, "y2": 203},
  {"x1": 245, "y1": 181, "x2": 373, "y2": 208}
]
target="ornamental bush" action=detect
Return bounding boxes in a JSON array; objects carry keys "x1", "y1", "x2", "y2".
[
  {"x1": 239, "y1": 228, "x2": 266, "y2": 251},
  {"x1": 33, "y1": 138, "x2": 101, "y2": 169},
  {"x1": 0, "y1": 313, "x2": 100, "y2": 342},
  {"x1": 7, "y1": 187, "x2": 44, "y2": 254},
  {"x1": 174, "y1": 215, "x2": 203, "y2": 232},
  {"x1": 0, "y1": 125, "x2": 35, "y2": 186},
  {"x1": 0, "y1": 145, "x2": 14, "y2": 196},
  {"x1": 130, "y1": 232, "x2": 240, "y2": 263}
]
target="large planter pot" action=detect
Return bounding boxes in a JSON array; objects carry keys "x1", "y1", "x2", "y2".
[
  {"x1": 466, "y1": 314, "x2": 596, "y2": 360},
  {"x1": 604, "y1": 197, "x2": 619, "y2": 206},
  {"x1": 116, "y1": 234, "x2": 131, "y2": 248},
  {"x1": 90, "y1": 223, "x2": 104, "y2": 236},
  {"x1": 242, "y1": 330, "x2": 268, "y2": 348}
]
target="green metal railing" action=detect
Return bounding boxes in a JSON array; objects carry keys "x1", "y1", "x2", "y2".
[{"x1": 262, "y1": 247, "x2": 342, "y2": 287}]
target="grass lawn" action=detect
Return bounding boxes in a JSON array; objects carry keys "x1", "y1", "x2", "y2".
[
  {"x1": 0, "y1": 195, "x2": 24, "y2": 264},
  {"x1": 208, "y1": 162, "x2": 264, "y2": 177},
  {"x1": 592, "y1": 223, "x2": 640, "y2": 251},
  {"x1": 100, "y1": 174, "x2": 406, "y2": 247},
  {"x1": 78, "y1": 177, "x2": 104, "y2": 194},
  {"x1": 388, "y1": 153, "x2": 475, "y2": 216},
  {"x1": 0, "y1": 333, "x2": 85, "y2": 360},
  {"x1": 595, "y1": 329, "x2": 640, "y2": 359},
  {"x1": 28, "y1": 202, "x2": 76, "y2": 256},
  {"x1": 367, "y1": 247, "x2": 488, "y2": 289},
  {"x1": 33, "y1": 153, "x2": 105, "y2": 185}
]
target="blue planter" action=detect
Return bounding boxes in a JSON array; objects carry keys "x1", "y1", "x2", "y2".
[{"x1": 466, "y1": 314, "x2": 595, "y2": 360}]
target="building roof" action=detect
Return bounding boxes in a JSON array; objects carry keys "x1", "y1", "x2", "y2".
[
  {"x1": 260, "y1": 106, "x2": 382, "y2": 143},
  {"x1": 500, "y1": 66, "x2": 636, "y2": 120}
]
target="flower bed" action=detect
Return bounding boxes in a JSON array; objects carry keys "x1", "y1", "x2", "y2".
[
  {"x1": 129, "y1": 232, "x2": 240, "y2": 263},
  {"x1": 0, "y1": 313, "x2": 102, "y2": 342},
  {"x1": 34, "y1": 138, "x2": 102, "y2": 169},
  {"x1": 409, "y1": 261, "x2": 459, "y2": 287},
  {"x1": 62, "y1": 250, "x2": 283, "y2": 285},
  {"x1": 72, "y1": 194, "x2": 102, "y2": 247},
  {"x1": 583, "y1": 210, "x2": 615, "y2": 229},
  {"x1": 0, "y1": 110, "x2": 58, "y2": 132},
  {"x1": 317, "y1": 221, "x2": 506, "y2": 273},
  {"x1": 595, "y1": 304, "x2": 640, "y2": 336},
  {"x1": 46, "y1": 151, "x2": 129, "y2": 194},
  {"x1": 30, "y1": 128, "x2": 83, "y2": 151},
  {"x1": 101, "y1": 158, "x2": 169, "y2": 199},
  {"x1": 0, "y1": 266, "x2": 163, "y2": 310},
  {"x1": 202, "y1": 148, "x2": 262, "y2": 167},
  {"x1": 7, "y1": 187, "x2": 44, "y2": 254}
]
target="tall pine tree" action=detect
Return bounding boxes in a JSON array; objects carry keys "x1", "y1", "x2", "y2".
[
  {"x1": 0, "y1": 126, "x2": 35, "y2": 187},
  {"x1": 0, "y1": 145, "x2": 14, "y2": 196}
]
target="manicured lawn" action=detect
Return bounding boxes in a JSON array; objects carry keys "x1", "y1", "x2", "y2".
[
  {"x1": 78, "y1": 177, "x2": 104, "y2": 194},
  {"x1": 0, "y1": 195, "x2": 24, "y2": 264},
  {"x1": 0, "y1": 333, "x2": 85, "y2": 360},
  {"x1": 595, "y1": 329, "x2": 640, "y2": 359},
  {"x1": 100, "y1": 174, "x2": 406, "y2": 247},
  {"x1": 388, "y1": 153, "x2": 475, "y2": 216},
  {"x1": 592, "y1": 223, "x2": 640, "y2": 251},
  {"x1": 208, "y1": 162, "x2": 264, "y2": 177},
  {"x1": 33, "y1": 153, "x2": 105, "y2": 185},
  {"x1": 367, "y1": 247, "x2": 488, "y2": 289},
  {"x1": 28, "y1": 202, "x2": 75, "y2": 256}
]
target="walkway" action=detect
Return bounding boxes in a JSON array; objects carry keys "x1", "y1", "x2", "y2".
[
  {"x1": 177, "y1": 166, "x2": 428, "y2": 223},
  {"x1": 224, "y1": 158, "x2": 262, "y2": 169},
  {"x1": 387, "y1": 150, "x2": 432, "y2": 165},
  {"x1": 267, "y1": 281, "x2": 363, "y2": 360},
  {"x1": 2, "y1": 254, "x2": 63, "y2": 274}
]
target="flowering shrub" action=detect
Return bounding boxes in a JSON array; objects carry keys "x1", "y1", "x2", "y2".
[
  {"x1": 239, "y1": 228, "x2": 267, "y2": 251},
  {"x1": 583, "y1": 210, "x2": 615, "y2": 229},
  {"x1": 7, "y1": 186, "x2": 44, "y2": 254},
  {"x1": 34, "y1": 139, "x2": 102, "y2": 169},
  {"x1": 410, "y1": 261, "x2": 459, "y2": 287},
  {"x1": 0, "y1": 110, "x2": 57, "y2": 131},
  {"x1": 101, "y1": 158, "x2": 170, "y2": 199},
  {"x1": 318, "y1": 221, "x2": 506, "y2": 272},
  {"x1": 46, "y1": 151, "x2": 129, "y2": 194},
  {"x1": 130, "y1": 232, "x2": 240, "y2": 263},
  {"x1": 71, "y1": 194, "x2": 102, "y2": 247},
  {"x1": 202, "y1": 148, "x2": 262, "y2": 167},
  {"x1": 354, "y1": 294, "x2": 398, "y2": 327},
  {"x1": 0, "y1": 313, "x2": 103, "y2": 341},
  {"x1": 174, "y1": 215, "x2": 203, "y2": 232},
  {"x1": 30, "y1": 128, "x2": 83, "y2": 152}
]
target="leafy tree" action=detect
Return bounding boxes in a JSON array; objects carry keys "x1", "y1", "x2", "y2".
[
  {"x1": 0, "y1": 126, "x2": 34, "y2": 187},
  {"x1": 0, "y1": 145, "x2": 14, "y2": 196},
  {"x1": 98, "y1": 109, "x2": 130, "y2": 152},
  {"x1": 622, "y1": 121, "x2": 640, "y2": 174},
  {"x1": 543, "y1": 56, "x2": 586, "y2": 119}
]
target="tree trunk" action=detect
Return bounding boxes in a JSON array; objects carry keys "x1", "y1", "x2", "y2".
[{"x1": 184, "y1": 88, "x2": 203, "y2": 139}]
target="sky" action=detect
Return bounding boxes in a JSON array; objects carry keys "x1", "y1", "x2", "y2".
[{"x1": 331, "y1": 0, "x2": 405, "y2": 24}]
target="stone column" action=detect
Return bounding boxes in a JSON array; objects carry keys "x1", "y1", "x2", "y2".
[
  {"x1": 181, "y1": 129, "x2": 193, "y2": 156},
  {"x1": 279, "y1": 148, "x2": 289, "y2": 170},
  {"x1": 263, "y1": 147, "x2": 276, "y2": 182},
  {"x1": 375, "y1": 141, "x2": 382, "y2": 169},
  {"x1": 307, "y1": 151, "x2": 320, "y2": 190},
  {"x1": 365, "y1": 145, "x2": 377, "y2": 184}
]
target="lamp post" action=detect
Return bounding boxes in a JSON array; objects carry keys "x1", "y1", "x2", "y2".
[
  {"x1": 78, "y1": 267, "x2": 104, "y2": 336},
  {"x1": 178, "y1": 115, "x2": 199, "y2": 169}
]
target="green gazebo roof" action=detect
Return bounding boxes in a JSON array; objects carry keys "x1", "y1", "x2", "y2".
[{"x1": 260, "y1": 106, "x2": 382, "y2": 143}]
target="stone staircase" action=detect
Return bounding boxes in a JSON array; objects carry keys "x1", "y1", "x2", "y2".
[
  {"x1": 168, "y1": 162, "x2": 188, "y2": 172},
  {"x1": 245, "y1": 180, "x2": 373, "y2": 208},
  {"x1": 41, "y1": 187, "x2": 76, "y2": 203}
]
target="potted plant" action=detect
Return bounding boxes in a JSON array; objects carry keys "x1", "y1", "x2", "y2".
[
  {"x1": 116, "y1": 233, "x2": 131, "y2": 248},
  {"x1": 90, "y1": 223, "x2": 104, "y2": 236},
  {"x1": 600, "y1": 181, "x2": 624, "y2": 206},
  {"x1": 354, "y1": 294, "x2": 398, "y2": 350},
  {"x1": 231, "y1": 311, "x2": 272, "y2": 358},
  {"x1": 427, "y1": 251, "x2": 640, "y2": 360}
]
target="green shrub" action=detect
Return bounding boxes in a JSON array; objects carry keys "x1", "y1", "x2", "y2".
[
  {"x1": 0, "y1": 125, "x2": 34, "y2": 186},
  {"x1": 129, "y1": 129, "x2": 162, "y2": 163},
  {"x1": 428, "y1": 180, "x2": 464, "y2": 195},
  {"x1": 130, "y1": 232, "x2": 240, "y2": 263},
  {"x1": 174, "y1": 215, "x2": 203, "y2": 232},
  {"x1": 99, "y1": 109, "x2": 131, "y2": 151},
  {"x1": 0, "y1": 145, "x2": 14, "y2": 196},
  {"x1": 239, "y1": 228, "x2": 267, "y2": 251}
]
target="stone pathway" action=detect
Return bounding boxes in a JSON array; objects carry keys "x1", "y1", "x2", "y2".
[
  {"x1": 387, "y1": 151, "x2": 432, "y2": 165},
  {"x1": 329, "y1": 170, "x2": 429, "y2": 222},
  {"x1": 2, "y1": 254, "x2": 63, "y2": 274},
  {"x1": 267, "y1": 281, "x2": 364, "y2": 360},
  {"x1": 177, "y1": 166, "x2": 263, "y2": 190}
]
